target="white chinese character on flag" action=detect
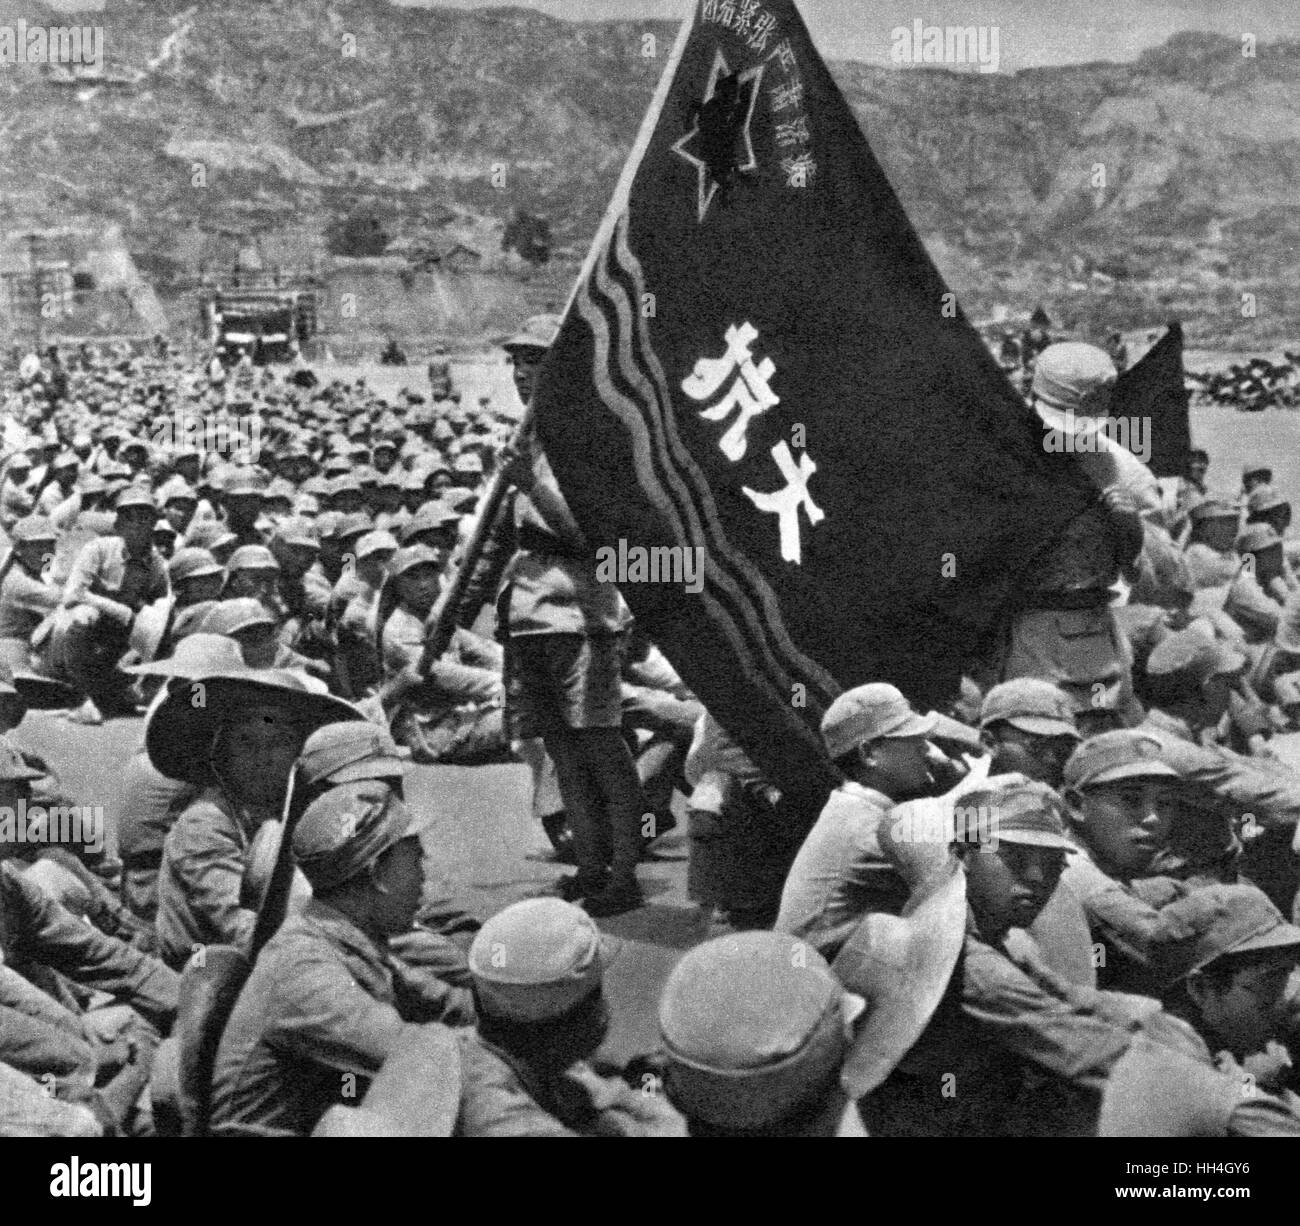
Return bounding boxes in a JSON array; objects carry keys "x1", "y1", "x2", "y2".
[
  {"x1": 732, "y1": 0, "x2": 760, "y2": 38},
  {"x1": 682, "y1": 321, "x2": 780, "y2": 462},
  {"x1": 743, "y1": 441, "x2": 824, "y2": 564},
  {"x1": 770, "y1": 79, "x2": 802, "y2": 112},
  {"x1": 748, "y1": 13, "x2": 778, "y2": 52}
]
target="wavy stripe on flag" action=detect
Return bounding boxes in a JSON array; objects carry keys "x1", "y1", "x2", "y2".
[{"x1": 610, "y1": 215, "x2": 841, "y2": 707}]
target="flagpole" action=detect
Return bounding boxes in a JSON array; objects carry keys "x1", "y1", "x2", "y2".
[{"x1": 416, "y1": 4, "x2": 698, "y2": 668}]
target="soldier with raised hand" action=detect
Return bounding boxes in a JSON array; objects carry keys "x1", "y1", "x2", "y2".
[{"x1": 1003, "y1": 341, "x2": 1149, "y2": 722}]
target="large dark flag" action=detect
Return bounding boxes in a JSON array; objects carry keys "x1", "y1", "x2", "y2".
[
  {"x1": 1110, "y1": 321, "x2": 1192, "y2": 479},
  {"x1": 533, "y1": 0, "x2": 1093, "y2": 807}
]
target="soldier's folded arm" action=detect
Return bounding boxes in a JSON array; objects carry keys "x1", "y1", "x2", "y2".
[
  {"x1": 389, "y1": 956, "x2": 476, "y2": 1027},
  {"x1": 163, "y1": 820, "x2": 257, "y2": 956},
  {"x1": 3, "y1": 864, "x2": 178, "y2": 1032},
  {"x1": 262, "y1": 952, "x2": 426, "y2": 1076},
  {"x1": 0, "y1": 966, "x2": 98, "y2": 1084},
  {"x1": 960, "y1": 935, "x2": 1151, "y2": 1090}
]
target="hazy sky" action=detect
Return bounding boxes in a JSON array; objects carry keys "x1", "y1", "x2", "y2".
[{"x1": 391, "y1": 0, "x2": 1300, "y2": 70}]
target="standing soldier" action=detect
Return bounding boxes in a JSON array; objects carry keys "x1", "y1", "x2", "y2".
[
  {"x1": 1002, "y1": 342, "x2": 1148, "y2": 720},
  {"x1": 497, "y1": 316, "x2": 646, "y2": 915}
]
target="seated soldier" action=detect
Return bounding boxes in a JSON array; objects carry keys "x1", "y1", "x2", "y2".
[
  {"x1": 654, "y1": 931, "x2": 866, "y2": 1136},
  {"x1": 854, "y1": 778, "x2": 1299, "y2": 1137},
  {"x1": 977, "y1": 677, "x2": 1081, "y2": 787},
  {"x1": 683, "y1": 711, "x2": 790, "y2": 931},
  {"x1": 379, "y1": 545, "x2": 511, "y2": 766},
  {"x1": 774, "y1": 684, "x2": 939, "y2": 960},
  {"x1": 457, "y1": 898, "x2": 686, "y2": 1136},
  {"x1": 46, "y1": 486, "x2": 170, "y2": 726},
  {"x1": 0, "y1": 516, "x2": 62, "y2": 677},
  {"x1": 1059, "y1": 729, "x2": 1233, "y2": 993},
  {"x1": 208, "y1": 781, "x2": 474, "y2": 1137},
  {"x1": 1150, "y1": 883, "x2": 1300, "y2": 1113},
  {"x1": 149, "y1": 663, "x2": 364, "y2": 968},
  {"x1": 0, "y1": 861, "x2": 179, "y2": 1134},
  {"x1": 333, "y1": 530, "x2": 397, "y2": 700}
]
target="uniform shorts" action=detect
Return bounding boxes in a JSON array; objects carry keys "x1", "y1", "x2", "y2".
[{"x1": 504, "y1": 632, "x2": 623, "y2": 739}]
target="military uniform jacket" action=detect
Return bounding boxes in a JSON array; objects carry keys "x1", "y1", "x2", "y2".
[
  {"x1": 209, "y1": 900, "x2": 473, "y2": 1137},
  {"x1": 0, "y1": 862, "x2": 177, "y2": 1034},
  {"x1": 155, "y1": 785, "x2": 268, "y2": 968},
  {"x1": 455, "y1": 1033, "x2": 686, "y2": 1137},
  {"x1": 774, "y1": 783, "x2": 908, "y2": 960},
  {"x1": 0, "y1": 563, "x2": 61, "y2": 642}
]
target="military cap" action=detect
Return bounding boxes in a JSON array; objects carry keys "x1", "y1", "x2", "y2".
[
  {"x1": 399, "y1": 503, "x2": 460, "y2": 542},
  {"x1": 376, "y1": 471, "x2": 404, "y2": 492},
  {"x1": 468, "y1": 898, "x2": 604, "y2": 1023},
  {"x1": 168, "y1": 547, "x2": 223, "y2": 586},
  {"x1": 1236, "y1": 523, "x2": 1281, "y2": 554},
  {"x1": 1146, "y1": 624, "x2": 1247, "y2": 685},
  {"x1": 1032, "y1": 342, "x2": 1117, "y2": 415},
  {"x1": 954, "y1": 779, "x2": 1074, "y2": 850},
  {"x1": 978, "y1": 678, "x2": 1080, "y2": 739},
  {"x1": 293, "y1": 780, "x2": 423, "y2": 893},
  {"x1": 77, "y1": 473, "x2": 107, "y2": 496},
  {"x1": 264, "y1": 478, "x2": 295, "y2": 505},
  {"x1": 328, "y1": 473, "x2": 363, "y2": 499},
  {"x1": 127, "y1": 632, "x2": 246, "y2": 679},
  {"x1": 226, "y1": 545, "x2": 280, "y2": 573},
  {"x1": 503, "y1": 314, "x2": 563, "y2": 354},
  {"x1": 200, "y1": 598, "x2": 276, "y2": 636},
  {"x1": 1246, "y1": 485, "x2": 1289, "y2": 517},
  {"x1": 1242, "y1": 461, "x2": 1273, "y2": 482},
  {"x1": 388, "y1": 544, "x2": 442, "y2": 577},
  {"x1": 10, "y1": 515, "x2": 59, "y2": 545},
  {"x1": 1064, "y1": 730, "x2": 1179, "y2": 790},
  {"x1": 297, "y1": 722, "x2": 412, "y2": 790},
  {"x1": 301, "y1": 475, "x2": 332, "y2": 499},
  {"x1": 50, "y1": 451, "x2": 78, "y2": 472},
  {"x1": 658, "y1": 932, "x2": 849, "y2": 1131},
  {"x1": 354, "y1": 530, "x2": 399, "y2": 560},
  {"x1": 271, "y1": 517, "x2": 320, "y2": 550},
  {"x1": 1152, "y1": 883, "x2": 1300, "y2": 986},
  {"x1": 153, "y1": 518, "x2": 178, "y2": 538},
  {"x1": 224, "y1": 469, "x2": 265, "y2": 499},
  {"x1": 444, "y1": 488, "x2": 478, "y2": 513},
  {"x1": 334, "y1": 511, "x2": 374, "y2": 541},
  {"x1": 7, "y1": 453, "x2": 32, "y2": 471},
  {"x1": 171, "y1": 601, "x2": 221, "y2": 641},
  {"x1": 820, "y1": 683, "x2": 936, "y2": 759},
  {"x1": 113, "y1": 485, "x2": 157, "y2": 514},
  {"x1": 158, "y1": 476, "x2": 198, "y2": 506}
]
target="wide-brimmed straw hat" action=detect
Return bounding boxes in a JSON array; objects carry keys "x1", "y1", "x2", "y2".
[
  {"x1": 145, "y1": 664, "x2": 365, "y2": 782},
  {"x1": 832, "y1": 855, "x2": 967, "y2": 1099}
]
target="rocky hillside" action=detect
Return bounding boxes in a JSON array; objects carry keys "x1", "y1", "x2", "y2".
[{"x1": 1, "y1": 0, "x2": 1297, "y2": 347}]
